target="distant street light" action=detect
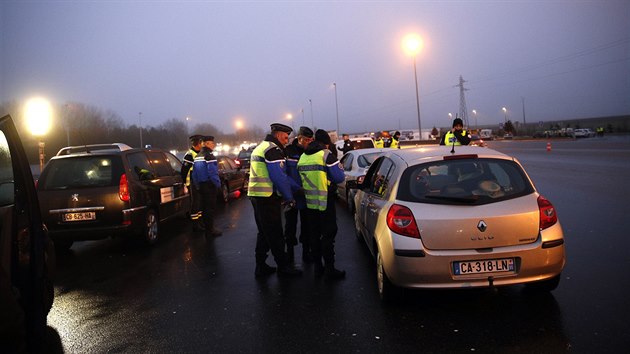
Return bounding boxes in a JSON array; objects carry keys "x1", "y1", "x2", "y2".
[
  {"x1": 138, "y1": 112, "x2": 143, "y2": 148},
  {"x1": 308, "y1": 99, "x2": 314, "y2": 128},
  {"x1": 333, "y1": 82, "x2": 340, "y2": 135},
  {"x1": 472, "y1": 109, "x2": 478, "y2": 131},
  {"x1": 286, "y1": 113, "x2": 294, "y2": 132},
  {"x1": 25, "y1": 97, "x2": 52, "y2": 172},
  {"x1": 448, "y1": 112, "x2": 453, "y2": 119},
  {"x1": 403, "y1": 33, "x2": 423, "y2": 141},
  {"x1": 502, "y1": 107, "x2": 507, "y2": 123}
]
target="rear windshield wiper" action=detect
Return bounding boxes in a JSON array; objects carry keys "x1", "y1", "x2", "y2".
[{"x1": 425, "y1": 195, "x2": 480, "y2": 203}]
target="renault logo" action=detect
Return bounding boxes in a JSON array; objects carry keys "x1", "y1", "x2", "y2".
[
  {"x1": 477, "y1": 220, "x2": 487, "y2": 232},
  {"x1": 71, "y1": 194, "x2": 79, "y2": 202}
]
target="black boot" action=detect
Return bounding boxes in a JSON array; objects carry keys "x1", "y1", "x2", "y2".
[
  {"x1": 255, "y1": 263, "x2": 277, "y2": 278},
  {"x1": 302, "y1": 247, "x2": 313, "y2": 263},
  {"x1": 286, "y1": 246, "x2": 295, "y2": 264},
  {"x1": 325, "y1": 265, "x2": 346, "y2": 280},
  {"x1": 277, "y1": 264, "x2": 303, "y2": 277}
]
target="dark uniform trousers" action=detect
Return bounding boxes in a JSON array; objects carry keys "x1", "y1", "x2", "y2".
[
  {"x1": 198, "y1": 182, "x2": 218, "y2": 231},
  {"x1": 305, "y1": 195, "x2": 338, "y2": 267},
  {"x1": 251, "y1": 195, "x2": 288, "y2": 267},
  {"x1": 284, "y1": 207, "x2": 308, "y2": 248},
  {"x1": 190, "y1": 179, "x2": 202, "y2": 223}
]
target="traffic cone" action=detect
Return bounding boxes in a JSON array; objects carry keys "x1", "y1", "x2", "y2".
[{"x1": 546, "y1": 142, "x2": 551, "y2": 152}]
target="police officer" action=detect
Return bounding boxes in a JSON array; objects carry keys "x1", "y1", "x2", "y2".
[
  {"x1": 192, "y1": 136, "x2": 222, "y2": 238},
  {"x1": 181, "y1": 135, "x2": 204, "y2": 231},
  {"x1": 374, "y1": 133, "x2": 384, "y2": 148},
  {"x1": 440, "y1": 118, "x2": 471, "y2": 146},
  {"x1": 337, "y1": 133, "x2": 353, "y2": 155},
  {"x1": 248, "y1": 123, "x2": 303, "y2": 278},
  {"x1": 298, "y1": 129, "x2": 346, "y2": 279},
  {"x1": 390, "y1": 131, "x2": 401, "y2": 149},
  {"x1": 285, "y1": 126, "x2": 314, "y2": 263}
]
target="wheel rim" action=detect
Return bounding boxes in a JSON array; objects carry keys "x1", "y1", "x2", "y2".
[
  {"x1": 146, "y1": 211, "x2": 158, "y2": 242},
  {"x1": 222, "y1": 184, "x2": 229, "y2": 201}
]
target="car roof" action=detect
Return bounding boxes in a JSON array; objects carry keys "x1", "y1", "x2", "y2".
[
  {"x1": 345, "y1": 147, "x2": 387, "y2": 155},
  {"x1": 50, "y1": 144, "x2": 166, "y2": 160},
  {"x1": 379, "y1": 145, "x2": 513, "y2": 165}
]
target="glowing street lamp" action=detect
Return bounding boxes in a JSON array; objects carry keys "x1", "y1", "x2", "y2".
[
  {"x1": 25, "y1": 97, "x2": 53, "y2": 172},
  {"x1": 402, "y1": 33, "x2": 424, "y2": 141},
  {"x1": 502, "y1": 107, "x2": 507, "y2": 122},
  {"x1": 472, "y1": 109, "x2": 478, "y2": 131},
  {"x1": 286, "y1": 113, "x2": 294, "y2": 132}
]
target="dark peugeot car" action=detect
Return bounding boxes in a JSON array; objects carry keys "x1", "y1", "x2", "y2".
[
  {"x1": 37, "y1": 143, "x2": 191, "y2": 250},
  {"x1": 216, "y1": 155, "x2": 248, "y2": 203},
  {"x1": 0, "y1": 114, "x2": 55, "y2": 352}
]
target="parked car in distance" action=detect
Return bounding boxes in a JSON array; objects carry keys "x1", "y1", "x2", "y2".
[
  {"x1": 0, "y1": 114, "x2": 55, "y2": 351},
  {"x1": 216, "y1": 155, "x2": 248, "y2": 203},
  {"x1": 337, "y1": 148, "x2": 387, "y2": 213},
  {"x1": 335, "y1": 137, "x2": 375, "y2": 155},
  {"x1": 36, "y1": 143, "x2": 191, "y2": 250},
  {"x1": 350, "y1": 146, "x2": 565, "y2": 302},
  {"x1": 574, "y1": 128, "x2": 596, "y2": 138},
  {"x1": 503, "y1": 133, "x2": 513, "y2": 140},
  {"x1": 469, "y1": 134, "x2": 487, "y2": 147},
  {"x1": 235, "y1": 147, "x2": 254, "y2": 171}
]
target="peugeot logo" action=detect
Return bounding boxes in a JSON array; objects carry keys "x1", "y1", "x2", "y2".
[
  {"x1": 477, "y1": 220, "x2": 487, "y2": 232},
  {"x1": 71, "y1": 194, "x2": 79, "y2": 202}
]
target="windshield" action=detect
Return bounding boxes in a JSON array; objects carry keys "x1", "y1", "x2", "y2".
[{"x1": 397, "y1": 158, "x2": 534, "y2": 205}]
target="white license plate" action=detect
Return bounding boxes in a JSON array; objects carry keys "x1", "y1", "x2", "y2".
[
  {"x1": 453, "y1": 258, "x2": 515, "y2": 275},
  {"x1": 63, "y1": 212, "x2": 96, "y2": 222}
]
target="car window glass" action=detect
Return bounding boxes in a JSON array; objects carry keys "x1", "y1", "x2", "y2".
[
  {"x1": 398, "y1": 158, "x2": 534, "y2": 205},
  {"x1": 40, "y1": 156, "x2": 122, "y2": 189},
  {"x1": 341, "y1": 154, "x2": 353, "y2": 171},
  {"x1": 357, "y1": 152, "x2": 382, "y2": 168},
  {"x1": 238, "y1": 151, "x2": 251, "y2": 159},
  {"x1": 127, "y1": 152, "x2": 155, "y2": 181},
  {"x1": 164, "y1": 152, "x2": 182, "y2": 173},
  {"x1": 371, "y1": 158, "x2": 394, "y2": 196},
  {"x1": 225, "y1": 157, "x2": 238, "y2": 169},
  {"x1": 0, "y1": 131, "x2": 14, "y2": 205},
  {"x1": 147, "y1": 151, "x2": 174, "y2": 177}
]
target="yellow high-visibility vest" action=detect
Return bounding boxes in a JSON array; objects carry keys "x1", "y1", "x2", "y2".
[
  {"x1": 374, "y1": 139, "x2": 384, "y2": 148},
  {"x1": 390, "y1": 138, "x2": 399, "y2": 149},
  {"x1": 444, "y1": 130, "x2": 467, "y2": 146},
  {"x1": 247, "y1": 141, "x2": 276, "y2": 197},
  {"x1": 298, "y1": 150, "x2": 329, "y2": 211},
  {"x1": 185, "y1": 149, "x2": 198, "y2": 186}
]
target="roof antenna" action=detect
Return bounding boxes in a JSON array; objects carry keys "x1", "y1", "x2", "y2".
[{"x1": 450, "y1": 113, "x2": 458, "y2": 154}]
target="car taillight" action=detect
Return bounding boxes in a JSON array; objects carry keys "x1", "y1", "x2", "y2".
[
  {"x1": 119, "y1": 173, "x2": 130, "y2": 201},
  {"x1": 234, "y1": 159, "x2": 241, "y2": 166},
  {"x1": 386, "y1": 204, "x2": 420, "y2": 238},
  {"x1": 538, "y1": 195, "x2": 557, "y2": 230}
]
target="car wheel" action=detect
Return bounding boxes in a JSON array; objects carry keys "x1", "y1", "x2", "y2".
[
  {"x1": 525, "y1": 273, "x2": 561, "y2": 292},
  {"x1": 377, "y1": 250, "x2": 399, "y2": 303},
  {"x1": 143, "y1": 209, "x2": 159, "y2": 245},
  {"x1": 346, "y1": 190, "x2": 354, "y2": 214},
  {"x1": 220, "y1": 182, "x2": 229, "y2": 203}
]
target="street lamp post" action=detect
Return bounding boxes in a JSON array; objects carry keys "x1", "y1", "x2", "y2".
[
  {"x1": 308, "y1": 99, "x2": 314, "y2": 128},
  {"x1": 472, "y1": 109, "x2": 478, "y2": 132},
  {"x1": 139, "y1": 112, "x2": 143, "y2": 148},
  {"x1": 25, "y1": 97, "x2": 52, "y2": 173},
  {"x1": 301, "y1": 108, "x2": 305, "y2": 125},
  {"x1": 333, "y1": 82, "x2": 340, "y2": 135},
  {"x1": 403, "y1": 34, "x2": 423, "y2": 141},
  {"x1": 286, "y1": 114, "x2": 294, "y2": 132},
  {"x1": 502, "y1": 107, "x2": 507, "y2": 123}
]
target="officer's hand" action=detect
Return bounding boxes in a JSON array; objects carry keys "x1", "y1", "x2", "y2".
[{"x1": 183, "y1": 185, "x2": 189, "y2": 194}]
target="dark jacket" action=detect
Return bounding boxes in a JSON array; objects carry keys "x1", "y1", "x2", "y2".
[
  {"x1": 192, "y1": 147, "x2": 220, "y2": 189},
  {"x1": 285, "y1": 139, "x2": 307, "y2": 209},
  {"x1": 337, "y1": 139, "x2": 353, "y2": 155}
]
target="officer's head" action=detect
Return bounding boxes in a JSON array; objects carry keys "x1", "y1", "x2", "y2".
[
  {"x1": 203, "y1": 135, "x2": 216, "y2": 150},
  {"x1": 297, "y1": 126, "x2": 314, "y2": 148},
  {"x1": 393, "y1": 131, "x2": 401, "y2": 139},
  {"x1": 342, "y1": 133, "x2": 349, "y2": 141},
  {"x1": 315, "y1": 129, "x2": 332, "y2": 148},
  {"x1": 189, "y1": 135, "x2": 203, "y2": 149},
  {"x1": 452, "y1": 118, "x2": 464, "y2": 131},
  {"x1": 270, "y1": 123, "x2": 293, "y2": 147}
]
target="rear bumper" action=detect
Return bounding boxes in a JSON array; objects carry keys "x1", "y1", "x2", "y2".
[{"x1": 46, "y1": 206, "x2": 147, "y2": 242}]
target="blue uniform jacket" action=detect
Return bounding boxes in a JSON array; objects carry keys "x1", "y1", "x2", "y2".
[
  {"x1": 261, "y1": 135, "x2": 300, "y2": 202},
  {"x1": 192, "y1": 148, "x2": 221, "y2": 189},
  {"x1": 285, "y1": 139, "x2": 307, "y2": 209}
]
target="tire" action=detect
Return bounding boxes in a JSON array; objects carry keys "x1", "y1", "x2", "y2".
[
  {"x1": 346, "y1": 190, "x2": 354, "y2": 214},
  {"x1": 377, "y1": 250, "x2": 399, "y2": 303},
  {"x1": 143, "y1": 209, "x2": 159, "y2": 245},
  {"x1": 525, "y1": 274, "x2": 561, "y2": 292},
  {"x1": 220, "y1": 182, "x2": 229, "y2": 203}
]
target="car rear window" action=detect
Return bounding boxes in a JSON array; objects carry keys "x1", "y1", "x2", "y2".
[
  {"x1": 357, "y1": 152, "x2": 382, "y2": 168},
  {"x1": 40, "y1": 156, "x2": 124, "y2": 190},
  {"x1": 397, "y1": 158, "x2": 534, "y2": 205},
  {"x1": 353, "y1": 140, "x2": 374, "y2": 149},
  {"x1": 238, "y1": 151, "x2": 252, "y2": 159}
]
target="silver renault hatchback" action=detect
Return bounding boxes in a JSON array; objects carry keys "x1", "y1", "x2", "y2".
[{"x1": 351, "y1": 146, "x2": 565, "y2": 301}]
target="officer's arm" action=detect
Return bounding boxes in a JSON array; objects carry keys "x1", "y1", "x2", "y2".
[
  {"x1": 439, "y1": 134, "x2": 446, "y2": 146},
  {"x1": 267, "y1": 161, "x2": 294, "y2": 201},
  {"x1": 456, "y1": 131, "x2": 471, "y2": 145},
  {"x1": 181, "y1": 154, "x2": 193, "y2": 179},
  {"x1": 207, "y1": 160, "x2": 221, "y2": 188},
  {"x1": 325, "y1": 154, "x2": 346, "y2": 185}
]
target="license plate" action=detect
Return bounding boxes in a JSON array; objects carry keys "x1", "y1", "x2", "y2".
[
  {"x1": 453, "y1": 258, "x2": 515, "y2": 275},
  {"x1": 63, "y1": 212, "x2": 96, "y2": 222}
]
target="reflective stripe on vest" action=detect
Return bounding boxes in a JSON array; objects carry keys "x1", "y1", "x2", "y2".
[
  {"x1": 445, "y1": 130, "x2": 467, "y2": 146},
  {"x1": 298, "y1": 150, "x2": 329, "y2": 211},
  {"x1": 247, "y1": 141, "x2": 277, "y2": 197},
  {"x1": 185, "y1": 149, "x2": 198, "y2": 186},
  {"x1": 390, "y1": 139, "x2": 399, "y2": 149}
]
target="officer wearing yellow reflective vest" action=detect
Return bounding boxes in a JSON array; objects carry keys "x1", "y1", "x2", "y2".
[
  {"x1": 248, "y1": 123, "x2": 303, "y2": 278},
  {"x1": 440, "y1": 118, "x2": 471, "y2": 146},
  {"x1": 181, "y1": 135, "x2": 204, "y2": 231},
  {"x1": 298, "y1": 129, "x2": 346, "y2": 279},
  {"x1": 390, "y1": 131, "x2": 401, "y2": 149}
]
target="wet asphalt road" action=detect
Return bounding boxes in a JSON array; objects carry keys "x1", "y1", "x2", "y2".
[{"x1": 46, "y1": 136, "x2": 630, "y2": 353}]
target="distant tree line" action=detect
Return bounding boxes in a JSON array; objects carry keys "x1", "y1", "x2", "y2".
[{"x1": 1, "y1": 100, "x2": 265, "y2": 164}]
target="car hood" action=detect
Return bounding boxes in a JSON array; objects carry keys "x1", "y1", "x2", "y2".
[{"x1": 401, "y1": 193, "x2": 540, "y2": 250}]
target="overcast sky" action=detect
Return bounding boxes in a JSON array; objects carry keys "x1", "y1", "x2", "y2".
[{"x1": 1, "y1": 1, "x2": 629, "y2": 134}]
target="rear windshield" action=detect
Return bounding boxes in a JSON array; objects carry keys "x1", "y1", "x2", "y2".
[
  {"x1": 397, "y1": 158, "x2": 534, "y2": 205},
  {"x1": 357, "y1": 152, "x2": 382, "y2": 168},
  {"x1": 353, "y1": 140, "x2": 374, "y2": 149},
  {"x1": 238, "y1": 150, "x2": 252, "y2": 159},
  {"x1": 40, "y1": 156, "x2": 124, "y2": 190}
]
